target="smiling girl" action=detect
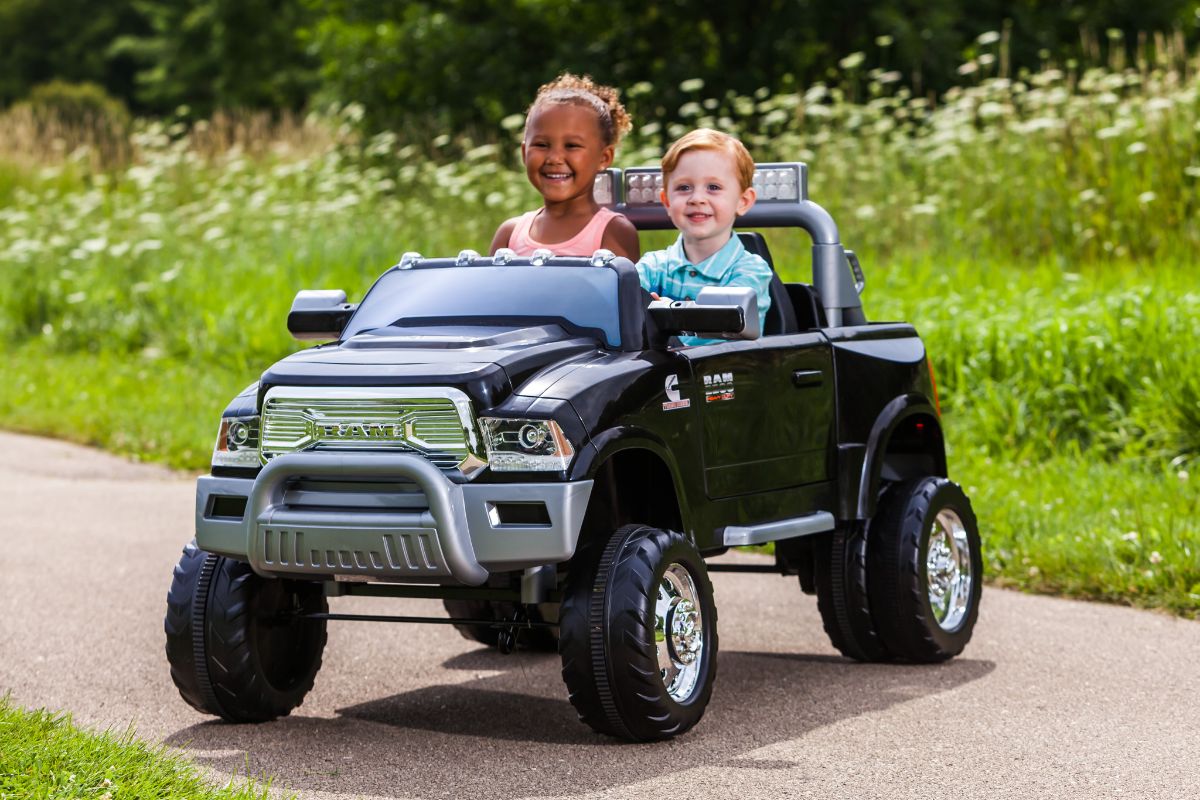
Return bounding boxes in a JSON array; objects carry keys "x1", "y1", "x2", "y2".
[{"x1": 490, "y1": 74, "x2": 640, "y2": 260}]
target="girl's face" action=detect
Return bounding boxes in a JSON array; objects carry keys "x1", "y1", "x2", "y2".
[{"x1": 522, "y1": 103, "x2": 614, "y2": 206}]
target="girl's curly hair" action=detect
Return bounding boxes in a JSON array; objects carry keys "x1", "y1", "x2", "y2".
[{"x1": 527, "y1": 72, "x2": 632, "y2": 147}]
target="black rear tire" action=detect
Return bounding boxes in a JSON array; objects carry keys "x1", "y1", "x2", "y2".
[
  {"x1": 814, "y1": 524, "x2": 892, "y2": 662},
  {"x1": 867, "y1": 477, "x2": 982, "y2": 662},
  {"x1": 559, "y1": 525, "x2": 717, "y2": 741},
  {"x1": 442, "y1": 598, "x2": 558, "y2": 652},
  {"x1": 164, "y1": 540, "x2": 327, "y2": 722}
]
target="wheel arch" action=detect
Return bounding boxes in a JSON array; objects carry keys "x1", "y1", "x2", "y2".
[
  {"x1": 571, "y1": 429, "x2": 690, "y2": 549},
  {"x1": 856, "y1": 393, "x2": 946, "y2": 520}
]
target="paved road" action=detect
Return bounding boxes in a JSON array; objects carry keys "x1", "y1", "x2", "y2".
[{"x1": 1, "y1": 429, "x2": 1198, "y2": 799}]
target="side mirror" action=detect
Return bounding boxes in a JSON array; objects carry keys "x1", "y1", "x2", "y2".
[
  {"x1": 647, "y1": 286, "x2": 760, "y2": 342},
  {"x1": 287, "y1": 290, "x2": 357, "y2": 341}
]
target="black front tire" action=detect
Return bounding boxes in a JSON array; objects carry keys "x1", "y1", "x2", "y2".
[
  {"x1": 559, "y1": 525, "x2": 717, "y2": 741},
  {"x1": 164, "y1": 540, "x2": 328, "y2": 722},
  {"x1": 867, "y1": 477, "x2": 982, "y2": 662}
]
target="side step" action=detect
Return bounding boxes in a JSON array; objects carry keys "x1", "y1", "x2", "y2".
[{"x1": 722, "y1": 511, "x2": 835, "y2": 547}]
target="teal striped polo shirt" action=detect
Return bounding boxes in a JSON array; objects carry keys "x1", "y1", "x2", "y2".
[{"x1": 635, "y1": 233, "x2": 773, "y2": 346}]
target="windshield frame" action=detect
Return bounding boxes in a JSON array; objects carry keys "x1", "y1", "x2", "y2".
[{"x1": 342, "y1": 259, "x2": 645, "y2": 350}]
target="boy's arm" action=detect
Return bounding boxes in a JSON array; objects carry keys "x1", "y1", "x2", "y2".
[
  {"x1": 489, "y1": 218, "x2": 519, "y2": 255},
  {"x1": 634, "y1": 251, "x2": 665, "y2": 297},
  {"x1": 723, "y1": 254, "x2": 774, "y2": 320},
  {"x1": 601, "y1": 215, "x2": 641, "y2": 261}
]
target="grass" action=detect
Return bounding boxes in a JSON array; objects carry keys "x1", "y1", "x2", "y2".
[
  {"x1": 958, "y1": 448, "x2": 1199, "y2": 616},
  {"x1": 0, "y1": 695, "x2": 283, "y2": 799},
  {"x1": 1, "y1": 52, "x2": 1198, "y2": 617}
]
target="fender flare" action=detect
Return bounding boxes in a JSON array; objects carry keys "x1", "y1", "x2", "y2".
[
  {"x1": 855, "y1": 393, "x2": 946, "y2": 519},
  {"x1": 570, "y1": 426, "x2": 694, "y2": 538}
]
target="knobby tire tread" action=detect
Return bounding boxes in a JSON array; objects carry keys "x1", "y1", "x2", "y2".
[
  {"x1": 867, "y1": 477, "x2": 980, "y2": 663},
  {"x1": 560, "y1": 524, "x2": 717, "y2": 741}
]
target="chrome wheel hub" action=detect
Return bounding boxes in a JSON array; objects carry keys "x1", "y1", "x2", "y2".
[
  {"x1": 926, "y1": 509, "x2": 972, "y2": 631},
  {"x1": 654, "y1": 563, "x2": 704, "y2": 701}
]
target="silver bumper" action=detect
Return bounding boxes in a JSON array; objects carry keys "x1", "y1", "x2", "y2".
[{"x1": 195, "y1": 452, "x2": 592, "y2": 585}]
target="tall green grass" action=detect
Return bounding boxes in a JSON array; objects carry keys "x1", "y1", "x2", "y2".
[
  {"x1": 0, "y1": 53, "x2": 1197, "y2": 615},
  {"x1": 0, "y1": 695, "x2": 283, "y2": 799}
]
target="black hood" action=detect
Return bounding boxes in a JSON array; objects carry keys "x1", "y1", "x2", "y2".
[{"x1": 259, "y1": 324, "x2": 600, "y2": 409}]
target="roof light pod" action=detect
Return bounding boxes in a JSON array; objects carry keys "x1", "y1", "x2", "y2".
[
  {"x1": 590, "y1": 249, "x2": 616, "y2": 266},
  {"x1": 398, "y1": 251, "x2": 423, "y2": 269},
  {"x1": 530, "y1": 248, "x2": 554, "y2": 266},
  {"x1": 492, "y1": 247, "x2": 516, "y2": 265},
  {"x1": 455, "y1": 249, "x2": 481, "y2": 266}
]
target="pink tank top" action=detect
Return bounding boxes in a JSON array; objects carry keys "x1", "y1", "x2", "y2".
[{"x1": 507, "y1": 207, "x2": 621, "y2": 257}]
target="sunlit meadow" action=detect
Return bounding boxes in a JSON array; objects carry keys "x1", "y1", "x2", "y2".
[{"x1": 1, "y1": 37, "x2": 1197, "y2": 615}]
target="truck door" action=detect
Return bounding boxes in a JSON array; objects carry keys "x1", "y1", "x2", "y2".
[{"x1": 684, "y1": 332, "x2": 834, "y2": 499}]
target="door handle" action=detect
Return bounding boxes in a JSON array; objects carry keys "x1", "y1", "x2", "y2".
[{"x1": 792, "y1": 369, "x2": 823, "y2": 388}]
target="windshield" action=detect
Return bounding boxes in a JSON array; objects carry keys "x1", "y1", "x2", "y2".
[{"x1": 343, "y1": 264, "x2": 624, "y2": 347}]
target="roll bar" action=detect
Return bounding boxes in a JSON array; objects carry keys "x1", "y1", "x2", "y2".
[{"x1": 595, "y1": 163, "x2": 866, "y2": 327}]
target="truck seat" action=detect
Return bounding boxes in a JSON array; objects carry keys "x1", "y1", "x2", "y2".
[{"x1": 737, "y1": 232, "x2": 798, "y2": 335}]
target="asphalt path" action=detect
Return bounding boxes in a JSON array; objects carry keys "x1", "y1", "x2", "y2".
[{"x1": 1, "y1": 429, "x2": 1198, "y2": 799}]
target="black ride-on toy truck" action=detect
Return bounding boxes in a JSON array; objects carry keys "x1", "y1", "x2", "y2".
[{"x1": 165, "y1": 162, "x2": 982, "y2": 742}]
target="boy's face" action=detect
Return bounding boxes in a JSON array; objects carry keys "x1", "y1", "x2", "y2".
[
  {"x1": 660, "y1": 148, "x2": 756, "y2": 251},
  {"x1": 522, "y1": 104, "x2": 614, "y2": 206}
]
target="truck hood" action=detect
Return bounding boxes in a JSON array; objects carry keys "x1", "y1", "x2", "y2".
[{"x1": 259, "y1": 324, "x2": 599, "y2": 409}]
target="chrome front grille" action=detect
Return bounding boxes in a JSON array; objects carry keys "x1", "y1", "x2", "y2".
[{"x1": 259, "y1": 387, "x2": 483, "y2": 471}]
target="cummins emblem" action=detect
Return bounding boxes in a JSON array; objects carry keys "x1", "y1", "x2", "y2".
[{"x1": 662, "y1": 374, "x2": 691, "y2": 411}]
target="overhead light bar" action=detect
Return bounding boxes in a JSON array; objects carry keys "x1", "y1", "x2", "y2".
[{"x1": 617, "y1": 162, "x2": 808, "y2": 208}]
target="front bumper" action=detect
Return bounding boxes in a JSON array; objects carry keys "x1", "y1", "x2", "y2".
[{"x1": 195, "y1": 452, "x2": 592, "y2": 585}]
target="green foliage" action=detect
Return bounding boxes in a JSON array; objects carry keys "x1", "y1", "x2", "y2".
[
  {"x1": 108, "y1": 0, "x2": 319, "y2": 116},
  {"x1": 0, "y1": 0, "x2": 147, "y2": 107},
  {"x1": 302, "y1": 0, "x2": 1200, "y2": 133},
  {"x1": 23, "y1": 80, "x2": 131, "y2": 133},
  {"x1": 3, "y1": 0, "x2": 1199, "y2": 131},
  {"x1": 0, "y1": 694, "x2": 285, "y2": 799}
]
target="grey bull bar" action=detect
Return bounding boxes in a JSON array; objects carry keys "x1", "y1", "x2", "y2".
[{"x1": 195, "y1": 452, "x2": 593, "y2": 586}]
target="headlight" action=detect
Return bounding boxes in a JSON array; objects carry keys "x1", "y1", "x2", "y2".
[
  {"x1": 212, "y1": 415, "x2": 261, "y2": 468},
  {"x1": 479, "y1": 418, "x2": 575, "y2": 472}
]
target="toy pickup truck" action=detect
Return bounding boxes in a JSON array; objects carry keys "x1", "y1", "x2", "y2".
[{"x1": 165, "y1": 162, "x2": 981, "y2": 742}]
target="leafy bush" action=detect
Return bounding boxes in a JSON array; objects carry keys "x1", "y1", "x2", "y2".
[{"x1": 5, "y1": 80, "x2": 133, "y2": 168}]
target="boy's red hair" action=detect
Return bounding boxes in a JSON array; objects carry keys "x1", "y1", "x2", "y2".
[{"x1": 661, "y1": 128, "x2": 756, "y2": 191}]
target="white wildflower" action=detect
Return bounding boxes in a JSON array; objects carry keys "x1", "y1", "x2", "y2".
[
  {"x1": 977, "y1": 31, "x2": 1001, "y2": 46},
  {"x1": 838, "y1": 52, "x2": 866, "y2": 70},
  {"x1": 679, "y1": 78, "x2": 705, "y2": 93}
]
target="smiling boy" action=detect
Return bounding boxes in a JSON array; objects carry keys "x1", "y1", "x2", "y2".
[{"x1": 636, "y1": 128, "x2": 772, "y2": 345}]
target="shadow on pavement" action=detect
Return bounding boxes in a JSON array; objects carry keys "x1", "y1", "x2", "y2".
[{"x1": 166, "y1": 648, "x2": 995, "y2": 799}]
